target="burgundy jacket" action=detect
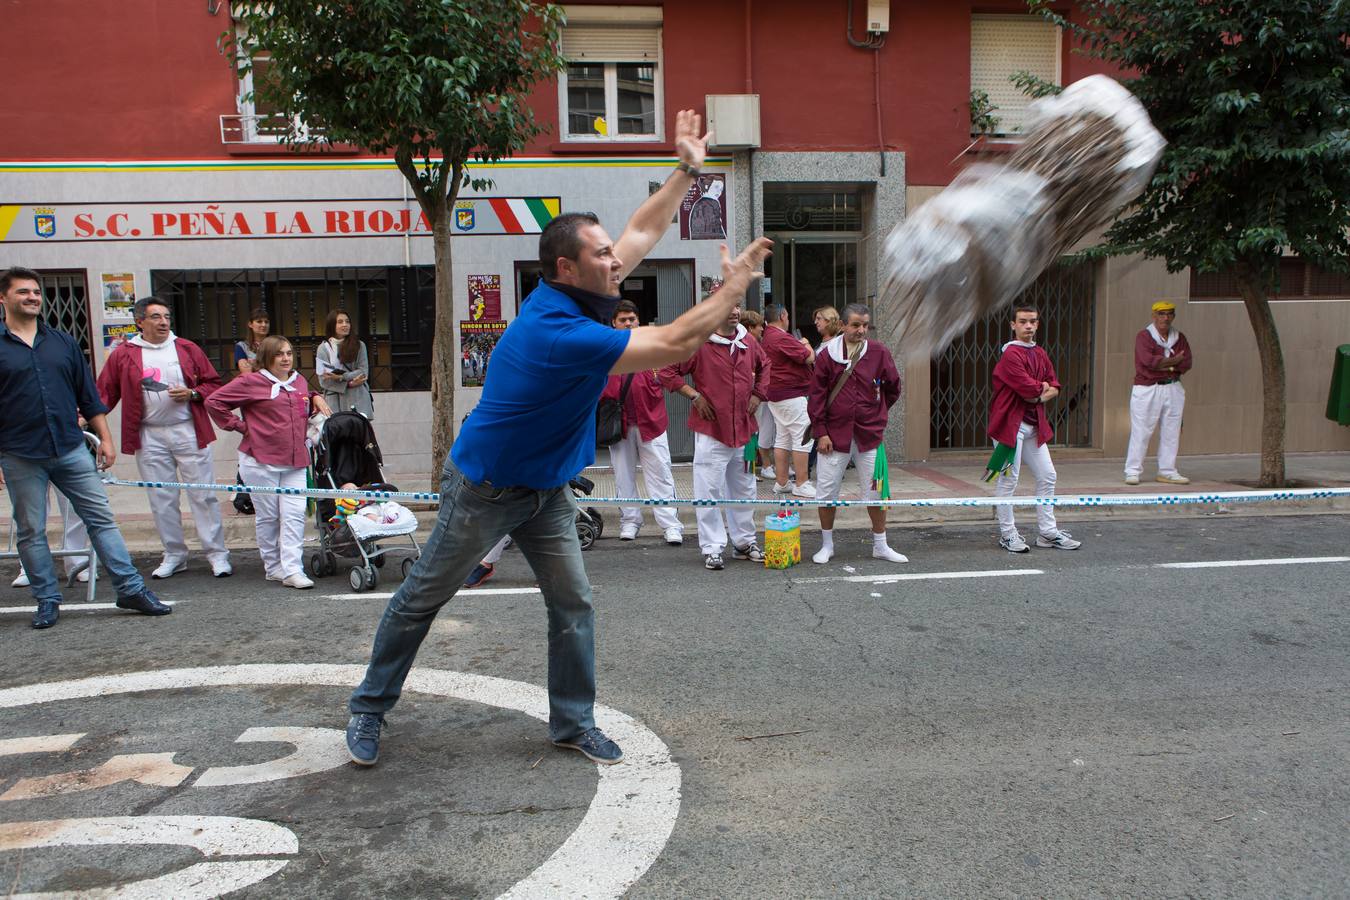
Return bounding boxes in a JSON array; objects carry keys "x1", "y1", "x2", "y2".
[
  {"x1": 96, "y1": 337, "x2": 223, "y2": 454},
  {"x1": 1133, "y1": 329, "x2": 1193, "y2": 386},
  {"x1": 988, "y1": 342, "x2": 1060, "y2": 448},
  {"x1": 205, "y1": 372, "x2": 316, "y2": 468},
  {"x1": 600, "y1": 369, "x2": 669, "y2": 443},
  {"x1": 658, "y1": 328, "x2": 769, "y2": 448},
  {"x1": 807, "y1": 338, "x2": 901, "y2": 453},
  {"x1": 760, "y1": 324, "x2": 814, "y2": 401}
]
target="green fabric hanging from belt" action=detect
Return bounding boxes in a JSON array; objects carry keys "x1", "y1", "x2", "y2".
[
  {"x1": 983, "y1": 441, "x2": 1016, "y2": 482},
  {"x1": 743, "y1": 432, "x2": 759, "y2": 474},
  {"x1": 871, "y1": 443, "x2": 891, "y2": 499}
]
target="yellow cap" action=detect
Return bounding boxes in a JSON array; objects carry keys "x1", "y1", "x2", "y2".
[{"x1": 1151, "y1": 301, "x2": 1176, "y2": 313}]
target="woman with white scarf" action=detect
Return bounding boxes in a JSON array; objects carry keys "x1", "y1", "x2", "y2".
[
  {"x1": 316, "y1": 309, "x2": 374, "y2": 419},
  {"x1": 207, "y1": 336, "x2": 332, "y2": 589}
]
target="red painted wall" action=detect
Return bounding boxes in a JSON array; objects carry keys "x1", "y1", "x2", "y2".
[{"x1": 2, "y1": 0, "x2": 1123, "y2": 187}]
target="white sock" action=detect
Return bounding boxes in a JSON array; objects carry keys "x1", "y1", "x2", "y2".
[
  {"x1": 812, "y1": 529, "x2": 834, "y2": 564},
  {"x1": 872, "y1": 532, "x2": 908, "y2": 563}
]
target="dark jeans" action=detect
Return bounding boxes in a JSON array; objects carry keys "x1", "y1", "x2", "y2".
[{"x1": 350, "y1": 456, "x2": 597, "y2": 741}]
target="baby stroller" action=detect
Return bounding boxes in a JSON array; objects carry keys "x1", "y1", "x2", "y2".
[
  {"x1": 571, "y1": 474, "x2": 605, "y2": 550},
  {"x1": 307, "y1": 411, "x2": 422, "y2": 591}
]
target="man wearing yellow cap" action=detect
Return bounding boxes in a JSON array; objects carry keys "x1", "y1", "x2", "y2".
[{"x1": 1125, "y1": 301, "x2": 1193, "y2": 485}]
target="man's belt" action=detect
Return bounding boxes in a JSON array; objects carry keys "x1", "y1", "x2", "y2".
[{"x1": 1158, "y1": 378, "x2": 1179, "y2": 385}]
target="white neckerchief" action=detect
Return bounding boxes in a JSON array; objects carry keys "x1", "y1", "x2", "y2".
[
  {"x1": 708, "y1": 323, "x2": 749, "y2": 353},
  {"x1": 1001, "y1": 339, "x2": 1037, "y2": 353},
  {"x1": 129, "y1": 331, "x2": 176, "y2": 350},
  {"x1": 1146, "y1": 323, "x2": 1179, "y2": 356},
  {"x1": 824, "y1": 334, "x2": 868, "y2": 365},
  {"x1": 260, "y1": 369, "x2": 300, "y2": 399}
]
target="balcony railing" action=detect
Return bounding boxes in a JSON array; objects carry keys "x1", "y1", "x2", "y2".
[{"x1": 220, "y1": 113, "x2": 310, "y2": 145}]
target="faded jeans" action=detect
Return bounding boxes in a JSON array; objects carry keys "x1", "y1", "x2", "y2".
[
  {"x1": 350, "y1": 456, "x2": 596, "y2": 741},
  {"x1": 0, "y1": 445, "x2": 146, "y2": 603}
]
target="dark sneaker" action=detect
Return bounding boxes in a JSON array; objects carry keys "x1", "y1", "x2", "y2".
[
  {"x1": 552, "y1": 727, "x2": 624, "y2": 764},
  {"x1": 704, "y1": 553, "x2": 725, "y2": 570},
  {"x1": 732, "y1": 542, "x2": 765, "y2": 562},
  {"x1": 31, "y1": 600, "x2": 59, "y2": 630},
  {"x1": 463, "y1": 562, "x2": 495, "y2": 588},
  {"x1": 115, "y1": 589, "x2": 172, "y2": 616},
  {"x1": 346, "y1": 713, "x2": 383, "y2": 765}
]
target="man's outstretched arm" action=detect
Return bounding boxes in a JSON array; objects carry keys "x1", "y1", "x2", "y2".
[
  {"x1": 613, "y1": 109, "x2": 711, "y2": 281},
  {"x1": 612, "y1": 238, "x2": 773, "y2": 375}
]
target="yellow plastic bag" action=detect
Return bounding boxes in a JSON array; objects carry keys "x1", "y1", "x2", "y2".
[{"x1": 763, "y1": 511, "x2": 801, "y2": 569}]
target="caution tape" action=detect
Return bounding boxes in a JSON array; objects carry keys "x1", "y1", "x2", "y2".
[{"x1": 99, "y1": 476, "x2": 1350, "y2": 509}]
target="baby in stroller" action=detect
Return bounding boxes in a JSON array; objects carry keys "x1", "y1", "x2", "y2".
[{"x1": 307, "y1": 411, "x2": 421, "y2": 591}]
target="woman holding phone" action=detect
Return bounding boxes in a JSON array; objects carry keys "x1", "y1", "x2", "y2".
[
  {"x1": 315, "y1": 309, "x2": 374, "y2": 418},
  {"x1": 207, "y1": 335, "x2": 332, "y2": 589}
]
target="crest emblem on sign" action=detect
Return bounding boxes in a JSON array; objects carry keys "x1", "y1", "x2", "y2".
[
  {"x1": 455, "y1": 206, "x2": 475, "y2": 231},
  {"x1": 34, "y1": 207, "x2": 56, "y2": 239}
]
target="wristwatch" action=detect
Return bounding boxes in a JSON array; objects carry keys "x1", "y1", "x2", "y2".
[
  {"x1": 189, "y1": 390, "x2": 201, "y2": 402},
  {"x1": 676, "y1": 161, "x2": 700, "y2": 178}
]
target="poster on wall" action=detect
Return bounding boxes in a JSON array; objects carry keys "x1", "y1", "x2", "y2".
[
  {"x1": 100, "y1": 272, "x2": 136, "y2": 318},
  {"x1": 467, "y1": 274, "x2": 502, "y2": 321},
  {"x1": 103, "y1": 322, "x2": 137, "y2": 356},
  {"x1": 680, "y1": 173, "x2": 727, "y2": 241},
  {"x1": 460, "y1": 320, "x2": 507, "y2": 388}
]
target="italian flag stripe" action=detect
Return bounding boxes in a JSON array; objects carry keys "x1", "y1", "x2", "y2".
[{"x1": 489, "y1": 198, "x2": 523, "y2": 233}]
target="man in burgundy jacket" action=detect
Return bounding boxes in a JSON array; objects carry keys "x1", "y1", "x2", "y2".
[
  {"x1": 98, "y1": 297, "x2": 230, "y2": 578},
  {"x1": 659, "y1": 299, "x2": 769, "y2": 570},
  {"x1": 600, "y1": 300, "x2": 683, "y2": 545},
  {"x1": 988, "y1": 305, "x2": 1081, "y2": 554},
  {"x1": 760, "y1": 303, "x2": 817, "y2": 498},
  {"x1": 1125, "y1": 301, "x2": 1193, "y2": 485},
  {"x1": 806, "y1": 303, "x2": 906, "y2": 565}
]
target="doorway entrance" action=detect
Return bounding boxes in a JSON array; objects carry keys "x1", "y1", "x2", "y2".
[{"x1": 762, "y1": 184, "x2": 864, "y2": 346}]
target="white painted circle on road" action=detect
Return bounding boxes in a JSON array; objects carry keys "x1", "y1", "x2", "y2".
[{"x1": 0, "y1": 664, "x2": 682, "y2": 899}]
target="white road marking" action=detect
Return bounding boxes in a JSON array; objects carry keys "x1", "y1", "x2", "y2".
[
  {"x1": 1155, "y1": 556, "x2": 1350, "y2": 569},
  {"x1": 794, "y1": 568, "x2": 1044, "y2": 585},
  {"x1": 0, "y1": 664, "x2": 680, "y2": 900},
  {"x1": 0, "y1": 601, "x2": 178, "y2": 615},
  {"x1": 0, "y1": 815, "x2": 296, "y2": 899},
  {"x1": 194, "y1": 727, "x2": 349, "y2": 788},
  {"x1": 1, "y1": 753, "x2": 192, "y2": 802},
  {"x1": 0, "y1": 734, "x2": 84, "y2": 756},
  {"x1": 321, "y1": 587, "x2": 541, "y2": 600}
]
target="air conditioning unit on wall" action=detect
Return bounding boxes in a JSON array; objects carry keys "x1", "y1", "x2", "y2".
[{"x1": 705, "y1": 94, "x2": 761, "y2": 150}]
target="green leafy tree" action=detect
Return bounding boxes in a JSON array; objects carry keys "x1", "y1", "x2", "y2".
[
  {"x1": 225, "y1": 1, "x2": 565, "y2": 472},
  {"x1": 1030, "y1": 0, "x2": 1350, "y2": 486}
]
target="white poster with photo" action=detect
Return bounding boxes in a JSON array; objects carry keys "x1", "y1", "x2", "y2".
[{"x1": 100, "y1": 272, "x2": 136, "y2": 319}]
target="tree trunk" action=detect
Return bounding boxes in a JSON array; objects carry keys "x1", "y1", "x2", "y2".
[
  {"x1": 1235, "y1": 267, "x2": 1286, "y2": 487},
  {"x1": 430, "y1": 208, "x2": 457, "y2": 480}
]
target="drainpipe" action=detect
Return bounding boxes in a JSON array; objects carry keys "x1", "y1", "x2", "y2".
[{"x1": 846, "y1": 0, "x2": 887, "y2": 177}]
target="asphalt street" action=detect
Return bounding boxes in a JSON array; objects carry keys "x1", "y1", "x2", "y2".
[{"x1": 0, "y1": 512, "x2": 1346, "y2": 897}]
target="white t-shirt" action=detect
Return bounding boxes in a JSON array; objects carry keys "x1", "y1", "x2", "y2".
[{"x1": 135, "y1": 337, "x2": 191, "y2": 427}]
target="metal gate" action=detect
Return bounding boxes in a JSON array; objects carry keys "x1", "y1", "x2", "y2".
[
  {"x1": 655, "y1": 263, "x2": 695, "y2": 460},
  {"x1": 930, "y1": 260, "x2": 1095, "y2": 449},
  {"x1": 38, "y1": 272, "x2": 94, "y2": 368}
]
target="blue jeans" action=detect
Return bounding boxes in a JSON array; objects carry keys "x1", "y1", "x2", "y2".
[
  {"x1": 1, "y1": 446, "x2": 146, "y2": 603},
  {"x1": 350, "y1": 456, "x2": 596, "y2": 741}
]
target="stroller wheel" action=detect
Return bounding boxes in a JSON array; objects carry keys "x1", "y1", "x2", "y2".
[
  {"x1": 400, "y1": 556, "x2": 415, "y2": 580},
  {"x1": 322, "y1": 551, "x2": 338, "y2": 577},
  {"x1": 348, "y1": 566, "x2": 366, "y2": 592},
  {"x1": 364, "y1": 566, "x2": 379, "y2": 590},
  {"x1": 587, "y1": 508, "x2": 605, "y2": 538},
  {"x1": 307, "y1": 552, "x2": 325, "y2": 579},
  {"x1": 577, "y1": 518, "x2": 598, "y2": 551}
]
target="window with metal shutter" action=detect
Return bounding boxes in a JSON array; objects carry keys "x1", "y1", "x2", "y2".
[
  {"x1": 561, "y1": 24, "x2": 660, "y2": 62},
  {"x1": 970, "y1": 14, "x2": 1060, "y2": 135}
]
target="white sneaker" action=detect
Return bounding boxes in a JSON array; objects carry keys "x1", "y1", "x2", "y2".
[
  {"x1": 618, "y1": 524, "x2": 639, "y2": 541},
  {"x1": 11, "y1": 572, "x2": 30, "y2": 588},
  {"x1": 1124, "y1": 474, "x2": 1140, "y2": 485},
  {"x1": 791, "y1": 481, "x2": 817, "y2": 499},
  {"x1": 151, "y1": 558, "x2": 187, "y2": 579},
  {"x1": 772, "y1": 481, "x2": 793, "y2": 494},
  {"x1": 873, "y1": 545, "x2": 908, "y2": 563},
  {"x1": 1156, "y1": 473, "x2": 1191, "y2": 485},
  {"x1": 282, "y1": 572, "x2": 315, "y2": 589},
  {"x1": 67, "y1": 570, "x2": 90, "y2": 584},
  {"x1": 663, "y1": 527, "x2": 683, "y2": 546},
  {"x1": 758, "y1": 465, "x2": 776, "y2": 482},
  {"x1": 1036, "y1": 530, "x2": 1082, "y2": 550},
  {"x1": 812, "y1": 545, "x2": 834, "y2": 565},
  {"x1": 265, "y1": 571, "x2": 285, "y2": 582},
  {"x1": 1000, "y1": 533, "x2": 1030, "y2": 553}
]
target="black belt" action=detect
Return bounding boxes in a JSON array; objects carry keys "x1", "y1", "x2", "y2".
[{"x1": 1157, "y1": 378, "x2": 1179, "y2": 385}]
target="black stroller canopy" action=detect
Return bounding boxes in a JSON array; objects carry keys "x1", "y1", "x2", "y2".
[{"x1": 318, "y1": 412, "x2": 384, "y2": 488}]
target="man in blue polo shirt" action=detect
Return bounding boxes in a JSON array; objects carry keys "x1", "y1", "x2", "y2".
[
  {"x1": 347, "y1": 109, "x2": 774, "y2": 767},
  {"x1": 0, "y1": 266, "x2": 172, "y2": 629}
]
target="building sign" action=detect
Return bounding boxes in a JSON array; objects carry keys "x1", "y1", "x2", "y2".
[{"x1": 0, "y1": 198, "x2": 560, "y2": 243}]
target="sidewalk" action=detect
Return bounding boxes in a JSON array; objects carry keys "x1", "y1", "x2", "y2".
[{"x1": 4, "y1": 451, "x2": 1346, "y2": 553}]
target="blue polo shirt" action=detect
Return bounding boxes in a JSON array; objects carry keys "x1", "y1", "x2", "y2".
[
  {"x1": 0, "y1": 320, "x2": 108, "y2": 459},
  {"x1": 452, "y1": 281, "x2": 630, "y2": 489}
]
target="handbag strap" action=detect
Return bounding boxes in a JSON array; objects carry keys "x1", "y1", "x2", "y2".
[{"x1": 618, "y1": 373, "x2": 636, "y2": 404}]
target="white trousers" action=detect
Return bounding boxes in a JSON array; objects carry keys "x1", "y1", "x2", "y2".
[
  {"x1": 608, "y1": 429, "x2": 681, "y2": 531},
  {"x1": 816, "y1": 441, "x2": 879, "y2": 502},
  {"x1": 756, "y1": 402, "x2": 777, "y2": 450},
  {"x1": 482, "y1": 535, "x2": 510, "y2": 565},
  {"x1": 237, "y1": 453, "x2": 307, "y2": 579},
  {"x1": 1125, "y1": 382, "x2": 1185, "y2": 478},
  {"x1": 768, "y1": 396, "x2": 814, "y2": 452},
  {"x1": 692, "y1": 432, "x2": 757, "y2": 554},
  {"x1": 994, "y1": 421, "x2": 1059, "y2": 539},
  {"x1": 136, "y1": 422, "x2": 228, "y2": 564}
]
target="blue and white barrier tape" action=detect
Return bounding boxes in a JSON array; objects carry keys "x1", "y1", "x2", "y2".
[{"x1": 99, "y1": 476, "x2": 1350, "y2": 509}]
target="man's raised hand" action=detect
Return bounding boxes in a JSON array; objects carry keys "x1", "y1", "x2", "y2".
[
  {"x1": 673, "y1": 109, "x2": 711, "y2": 170},
  {"x1": 719, "y1": 237, "x2": 774, "y2": 286}
]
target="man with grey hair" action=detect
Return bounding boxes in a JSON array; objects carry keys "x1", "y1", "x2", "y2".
[{"x1": 97, "y1": 296, "x2": 230, "y2": 578}]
